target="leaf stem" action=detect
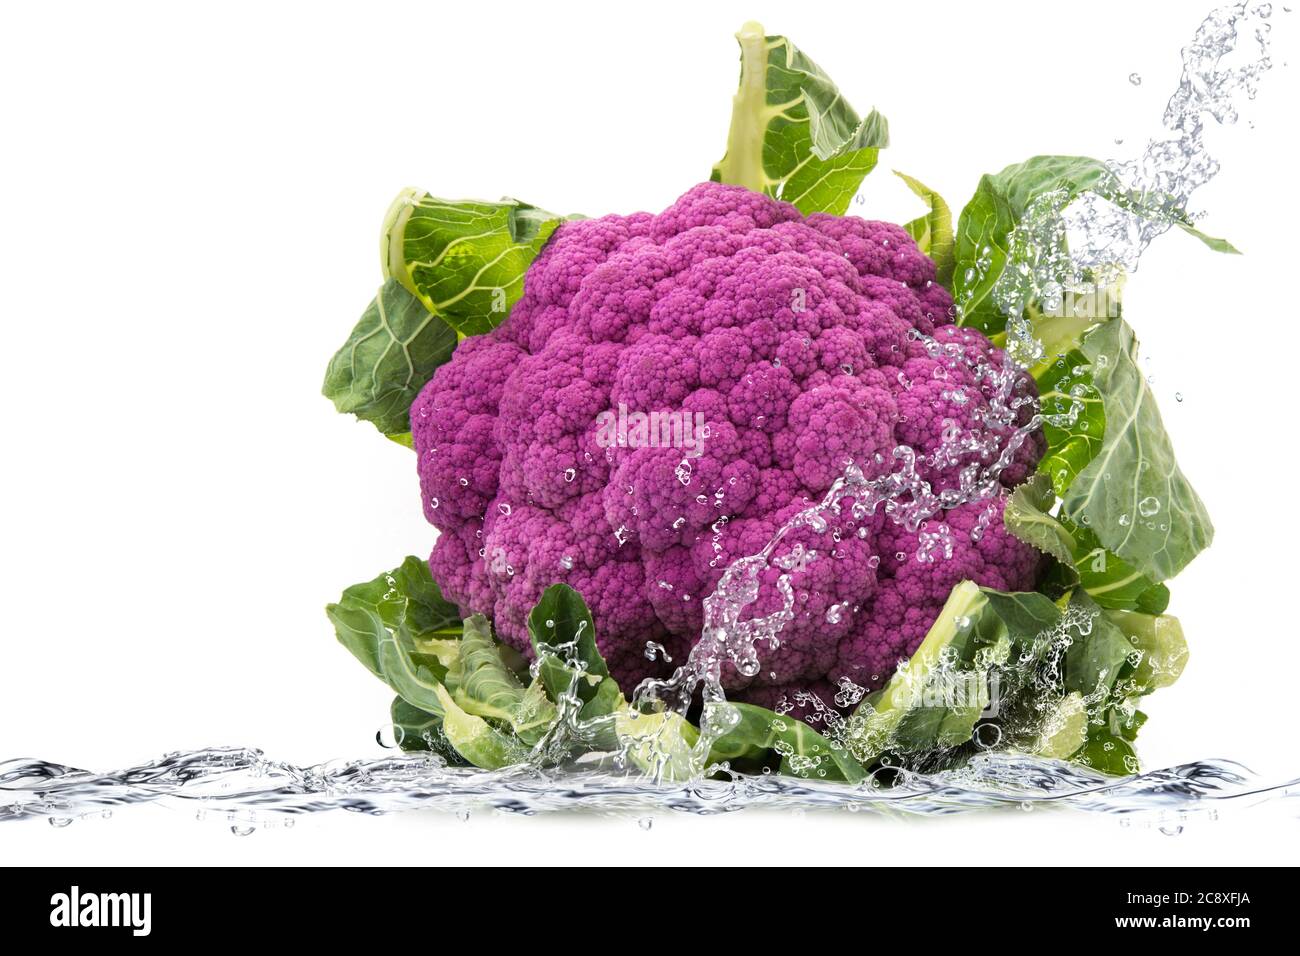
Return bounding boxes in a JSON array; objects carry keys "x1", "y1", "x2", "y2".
[{"x1": 715, "y1": 22, "x2": 769, "y2": 193}]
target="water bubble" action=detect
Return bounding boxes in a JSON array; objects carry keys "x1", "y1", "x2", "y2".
[
  {"x1": 230, "y1": 825, "x2": 256, "y2": 837},
  {"x1": 1138, "y1": 496, "x2": 1161, "y2": 517},
  {"x1": 563, "y1": 468, "x2": 576, "y2": 482},
  {"x1": 638, "y1": 817, "x2": 654, "y2": 831},
  {"x1": 1175, "y1": 392, "x2": 1184, "y2": 403},
  {"x1": 48, "y1": 816, "x2": 73, "y2": 828},
  {"x1": 1129, "y1": 72, "x2": 1142, "y2": 85}
]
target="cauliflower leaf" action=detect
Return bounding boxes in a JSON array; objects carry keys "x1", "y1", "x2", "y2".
[
  {"x1": 321, "y1": 278, "x2": 458, "y2": 438},
  {"x1": 1061, "y1": 320, "x2": 1214, "y2": 582},
  {"x1": 895, "y1": 170, "x2": 955, "y2": 288},
  {"x1": 382, "y1": 190, "x2": 568, "y2": 337},
  {"x1": 711, "y1": 22, "x2": 888, "y2": 215}
]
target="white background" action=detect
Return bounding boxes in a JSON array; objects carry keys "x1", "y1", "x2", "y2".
[{"x1": 2, "y1": 0, "x2": 1297, "y2": 864}]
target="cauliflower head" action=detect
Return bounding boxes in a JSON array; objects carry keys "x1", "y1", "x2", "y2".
[{"x1": 411, "y1": 182, "x2": 1044, "y2": 707}]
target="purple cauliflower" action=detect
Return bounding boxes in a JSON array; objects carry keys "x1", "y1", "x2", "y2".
[{"x1": 411, "y1": 182, "x2": 1044, "y2": 708}]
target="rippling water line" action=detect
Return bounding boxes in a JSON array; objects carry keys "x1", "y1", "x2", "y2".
[{"x1": 2, "y1": 749, "x2": 1296, "y2": 831}]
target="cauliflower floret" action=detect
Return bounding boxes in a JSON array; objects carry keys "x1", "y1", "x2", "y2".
[{"x1": 413, "y1": 182, "x2": 1044, "y2": 699}]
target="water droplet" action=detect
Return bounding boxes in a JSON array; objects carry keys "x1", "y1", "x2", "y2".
[
  {"x1": 230, "y1": 824, "x2": 256, "y2": 836},
  {"x1": 638, "y1": 817, "x2": 653, "y2": 831},
  {"x1": 1138, "y1": 496, "x2": 1161, "y2": 517},
  {"x1": 48, "y1": 816, "x2": 73, "y2": 828},
  {"x1": 1129, "y1": 72, "x2": 1142, "y2": 85}
]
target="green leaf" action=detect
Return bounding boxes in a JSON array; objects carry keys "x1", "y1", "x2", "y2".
[
  {"x1": 711, "y1": 22, "x2": 888, "y2": 215},
  {"x1": 708, "y1": 703, "x2": 865, "y2": 783},
  {"x1": 1104, "y1": 609, "x2": 1189, "y2": 693},
  {"x1": 841, "y1": 578, "x2": 1186, "y2": 775},
  {"x1": 1058, "y1": 602, "x2": 1185, "y2": 776},
  {"x1": 895, "y1": 171, "x2": 954, "y2": 288},
  {"x1": 389, "y1": 696, "x2": 459, "y2": 758},
  {"x1": 952, "y1": 156, "x2": 1114, "y2": 334},
  {"x1": 1032, "y1": 692, "x2": 1090, "y2": 759},
  {"x1": 321, "y1": 279, "x2": 458, "y2": 437},
  {"x1": 527, "y1": 583, "x2": 623, "y2": 719},
  {"x1": 1004, "y1": 475, "x2": 1075, "y2": 566},
  {"x1": 453, "y1": 614, "x2": 557, "y2": 745},
  {"x1": 952, "y1": 156, "x2": 1240, "y2": 335},
  {"x1": 1034, "y1": 342, "x2": 1107, "y2": 496},
  {"x1": 1073, "y1": 715, "x2": 1142, "y2": 776},
  {"x1": 1059, "y1": 517, "x2": 1171, "y2": 613},
  {"x1": 1060, "y1": 319, "x2": 1214, "y2": 581},
  {"x1": 614, "y1": 709, "x2": 702, "y2": 782},
  {"x1": 846, "y1": 582, "x2": 1060, "y2": 764},
  {"x1": 325, "y1": 557, "x2": 464, "y2": 713},
  {"x1": 382, "y1": 189, "x2": 567, "y2": 337},
  {"x1": 1003, "y1": 476, "x2": 1171, "y2": 612},
  {"x1": 1061, "y1": 591, "x2": 1133, "y2": 698},
  {"x1": 1176, "y1": 221, "x2": 1241, "y2": 254},
  {"x1": 434, "y1": 684, "x2": 526, "y2": 770}
]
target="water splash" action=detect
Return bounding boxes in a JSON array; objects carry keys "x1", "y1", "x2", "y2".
[
  {"x1": 997, "y1": 0, "x2": 1277, "y2": 316},
  {"x1": 2, "y1": 749, "x2": 1295, "y2": 829}
]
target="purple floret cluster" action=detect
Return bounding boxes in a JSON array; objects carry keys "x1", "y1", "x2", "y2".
[{"x1": 411, "y1": 182, "x2": 1044, "y2": 708}]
